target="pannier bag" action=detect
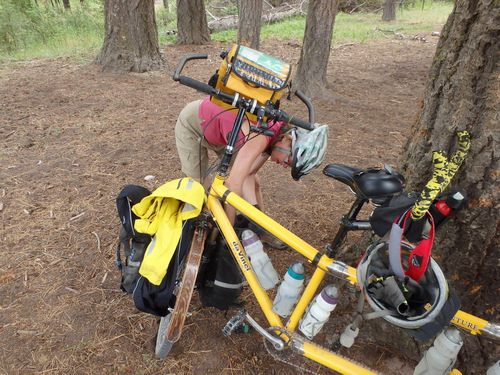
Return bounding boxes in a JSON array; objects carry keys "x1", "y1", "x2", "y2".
[
  {"x1": 133, "y1": 218, "x2": 195, "y2": 317},
  {"x1": 210, "y1": 44, "x2": 293, "y2": 122},
  {"x1": 198, "y1": 236, "x2": 245, "y2": 311}
]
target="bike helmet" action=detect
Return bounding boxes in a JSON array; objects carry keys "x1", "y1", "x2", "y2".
[
  {"x1": 356, "y1": 239, "x2": 459, "y2": 340},
  {"x1": 290, "y1": 124, "x2": 329, "y2": 181}
]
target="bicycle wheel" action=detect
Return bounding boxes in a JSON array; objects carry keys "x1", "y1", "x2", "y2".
[
  {"x1": 155, "y1": 224, "x2": 207, "y2": 358},
  {"x1": 155, "y1": 312, "x2": 175, "y2": 358}
]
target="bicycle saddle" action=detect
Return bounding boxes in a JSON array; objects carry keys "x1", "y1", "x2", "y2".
[{"x1": 323, "y1": 164, "x2": 405, "y2": 202}]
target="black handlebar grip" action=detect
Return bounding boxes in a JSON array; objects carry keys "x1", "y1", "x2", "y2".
[
  {"x1": 177, "y1": 75, "x2": 215, "y2": 96},
  {"x1": 289, "y1": 116, "x2": 314, "y2": 130},
  {"x1": 295, "y1": 90, "x2": 315, "y2": 124},
  {"x1": 173, "y1": 53, "x2": 208, "y2": 81}
]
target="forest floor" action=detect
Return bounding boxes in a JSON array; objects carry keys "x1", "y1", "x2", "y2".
[{"x1": 1, "y1": 35, "x2": 493, "y2": 375}]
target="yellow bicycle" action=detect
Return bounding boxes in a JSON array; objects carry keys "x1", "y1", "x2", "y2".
[{"x1": 154, "y1": 53, "x2": 499, "y2": 374}]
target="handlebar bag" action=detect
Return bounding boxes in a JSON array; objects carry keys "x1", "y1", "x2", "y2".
[{"x1": 210, "y1": 44, "x2": 293, "y2": 122}]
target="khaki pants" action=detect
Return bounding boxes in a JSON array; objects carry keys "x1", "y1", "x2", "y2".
[{"x1": 175, "y1": 100, "x2": 226, "y2": 179}]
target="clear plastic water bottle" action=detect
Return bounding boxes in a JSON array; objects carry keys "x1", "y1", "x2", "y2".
[
  {"x1": 272, "y1": 262, "x2": 306, "y2": 317},
  {"x1": 241, "y1": 229, "x2": 280, "y2": 290},
  {"x1": 487, "y1": 361, "x2": 500, "y2": 375},
  {"x1": 299, "y1": 284, "x2": 339, "y2": 339},
  {"x1": 414, "y1": 327, "x2": 463, "y2": 375}
]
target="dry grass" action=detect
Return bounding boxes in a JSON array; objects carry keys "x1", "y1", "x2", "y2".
[{"x1": 3, "y1": 37, "x2": 487, "y2": 375}]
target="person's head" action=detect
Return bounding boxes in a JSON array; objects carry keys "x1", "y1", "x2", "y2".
[
  {"x1": 270, "y1": 123, "x2": 329, "y2": 180},
  {"x1": 269, "y1": 124, "x2": 295, "y2": 168}
]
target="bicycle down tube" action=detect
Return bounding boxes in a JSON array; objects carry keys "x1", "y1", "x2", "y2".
[
  {"x1": 209, "y1": 178, "x2": 500, "y2": 344},
  {"x1": 207, "y1": 177, "x2": 379, "y2": 375}
]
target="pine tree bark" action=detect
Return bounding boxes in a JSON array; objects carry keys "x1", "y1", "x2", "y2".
[
  {"x1": 399, "y1": 0, "x2": 499, "y2": 371},
  {"x1": 293, "y1": 0, "x2": 339, "y2": 100},
  {"x1": 382, "y1": 0, "x2": 396, "y2": 21},
  {"x1": 177, "y1": 0, "x2": 211, "y2": 44},
  {"x1": 96, "y1": 0, "x2": 163, "y2": 73},
  {"x1": 238, "y1": 0, "x2": 263, "y2": 50}
]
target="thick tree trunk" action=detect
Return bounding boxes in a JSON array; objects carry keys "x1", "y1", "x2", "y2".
[
  {"x1": 96, "y1": 0, "x2": 163, "y2": 73},
  {"x1": 177, "y1": 0, "x2": 211, "y2": 44},
  {"x1": 62, "y1": 0, "x2": 70, "y2": 9},
  {"x1": 398, "y1": 0, "x2": 499, "y2": 372},
  {"x1": 382, "y1": 0, "x2": 396, "y2": 21},
  {"x1": 293, "y1": 0, "x2": 339, "y2": 100},
  {"x1": 238, "y1": 0, "x2": 262, "y2": 50}
]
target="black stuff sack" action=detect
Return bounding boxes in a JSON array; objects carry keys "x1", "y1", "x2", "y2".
[
  {"x1": 198, "y1": 236, "x2": 244, "y2": 311},
  {"x1": 132, "y1": 218, "x2": 195, "y2": 317}
]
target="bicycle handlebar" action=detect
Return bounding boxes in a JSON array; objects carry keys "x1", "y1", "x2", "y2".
[
  {"x1": 411, "y1": 131, "x2": 471, "y2": 221},
  {"x1": 172, "y1": 53, "x2": 315, "y2": 131}
]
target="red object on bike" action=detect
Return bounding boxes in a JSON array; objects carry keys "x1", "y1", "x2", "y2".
[
  {"x1": 388, "y1": 209, "x2": 435, "y2": 282},
  {"x1": 435, "y1": 200, "x2": 453, "y2": 216}
]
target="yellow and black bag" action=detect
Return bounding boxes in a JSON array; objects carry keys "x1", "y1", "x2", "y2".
[{"x1": 210, "y1": 44, "x2": 293, "y2": 122}]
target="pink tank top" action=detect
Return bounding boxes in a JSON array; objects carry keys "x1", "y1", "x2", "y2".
[{"x1": 199, "y1": 97, "x2": 282, "y2": 150}]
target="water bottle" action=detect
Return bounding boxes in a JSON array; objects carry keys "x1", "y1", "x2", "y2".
[
  {"x1": 299, "y1": 284, "x2": 340, "y2": 339},
  {"x1": 241, "y1": 229, "x2": 279, "y2": 290},
  {"x1": 272, "y1": 262, "x2": 306, "y2": 317},
  {"x1": 487, "y1": 361, "x2": 500, "y2": 375},
  {"x1": 414, "y1": 327, "x2": 463, "y2": 375}
]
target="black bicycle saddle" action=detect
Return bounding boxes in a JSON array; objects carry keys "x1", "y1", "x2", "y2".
[{"x1": 323, "y1": 164, "x2": 405, "y2": 202}]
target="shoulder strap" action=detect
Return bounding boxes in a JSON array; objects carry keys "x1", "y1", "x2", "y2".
[
  {"x1": 388, "y1": 208, "x2": 435, "y2": 282},
  {"x1": 116, "y1": 185, "x2": 151, "y2": 236}
]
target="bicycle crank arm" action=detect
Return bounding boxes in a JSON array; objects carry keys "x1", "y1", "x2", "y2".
[{"x1": 223, "y1": 310, "x2": 285, "y2": 350}]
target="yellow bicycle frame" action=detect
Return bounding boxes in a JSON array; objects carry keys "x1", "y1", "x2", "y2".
[
  {"x1": 207, "y1": 176, "x2": 376, "y2": 375},
  {"x1": 205, "y1": 170, "x2": 498, "y2": 374}
]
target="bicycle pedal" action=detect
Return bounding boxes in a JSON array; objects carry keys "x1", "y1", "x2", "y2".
[{"x1": 222, "y1": 309, "x2": 247, "y2": 337}]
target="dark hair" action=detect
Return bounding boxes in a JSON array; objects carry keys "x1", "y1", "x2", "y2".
[{"x1": 272, "y1": 123, "x2": 294, "y2": 146}]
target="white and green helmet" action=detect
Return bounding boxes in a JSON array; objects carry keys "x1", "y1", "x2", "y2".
[{"x1": 290, "y1": 124, "x2": 329, "y2": 181}]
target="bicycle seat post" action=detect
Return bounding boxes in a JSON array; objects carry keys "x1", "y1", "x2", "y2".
[{"x1": 325, "y1": 196, "x2": 370, "y2": 258}]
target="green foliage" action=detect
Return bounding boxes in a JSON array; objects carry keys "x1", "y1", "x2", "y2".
[
  {"x1": 156, "y1": 5, "x2": 178, "y2": 45},
  {"x1": 211, "y1": 1, "x2": 453, "y2": 45},
  {"x1": 0, "y1": 0, "x2": 453, "y2": 62},
  {"x1": 0, "y1": 0, "x2": 103, "y2": 61}
]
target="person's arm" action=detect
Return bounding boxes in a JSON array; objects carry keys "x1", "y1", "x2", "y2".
[
  {"x1": 225, "y1": 127, "x2": 268, "y2": 223},
  {"x1": 242, "y1": 154, "x2": 268, "y2": 208}
]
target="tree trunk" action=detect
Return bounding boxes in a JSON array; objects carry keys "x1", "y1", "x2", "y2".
[
  {"x1": 163, "y1": 0, "x2": 169, "y2": 9},
  {"x1": 238, "y1": 0, "x2": 262, "y2": 50},
  {"x1": 398, "y1": 0, "x2": 499, "y2": 372},
  {"x1": 382, "y1": 0, "x2": 396, "y2": 21},
  {"x1": 293, "y1": 0, "x2": 339, "y2": 100},
  {"x1": 177, "y1": 0, "x2": 211, "y2": 44},
  {"x1": 96, "y1": 0, "x2": 163, "y2": 73},
  {"x1": 62, "y1": 0, "x2": 70, "y2": 9}
]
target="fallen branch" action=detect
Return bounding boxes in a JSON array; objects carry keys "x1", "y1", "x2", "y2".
[{"x1": 207, "y1": 5, "x2": 304, "y2": 32}]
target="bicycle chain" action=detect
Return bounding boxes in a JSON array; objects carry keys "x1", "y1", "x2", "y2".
[{"x1": 263, "y1": 326, "x2": 381, "y2": 375}]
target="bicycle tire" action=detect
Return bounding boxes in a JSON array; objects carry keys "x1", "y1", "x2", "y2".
[
  {"x1": 155, "y1": 255, "x2": 188, "y2": 358},
  {"x1": 155, "y1": 312, "x2": 175, "y2": 358},
  {"x1": 155, "y1": 225, "x2": 207, "y2": 358}
]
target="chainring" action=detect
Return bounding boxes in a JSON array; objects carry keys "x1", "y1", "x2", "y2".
[{"x1": 263, "y1": 326, "x2": 296, "y2": 360}]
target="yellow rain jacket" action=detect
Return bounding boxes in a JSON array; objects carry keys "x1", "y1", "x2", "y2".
[{"x1": 132, "y1": 178, "x2": 206, "y2": 285}]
